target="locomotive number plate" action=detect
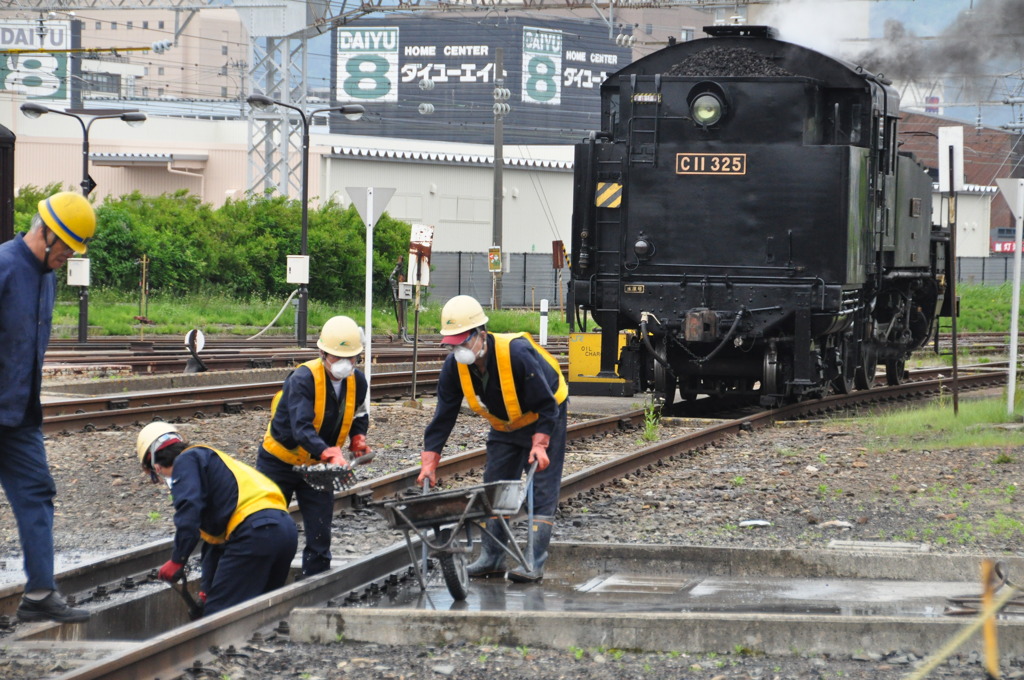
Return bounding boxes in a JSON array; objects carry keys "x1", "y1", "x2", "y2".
[
  {"x1": 676, "y1": 153, "x2": 746, "y2": 175},
  {"x1": 624, "y1": 284, "x2": 645, "y2": 293}
]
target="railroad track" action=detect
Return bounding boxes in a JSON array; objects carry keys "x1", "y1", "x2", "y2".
[
  {"x1": 40, "y1": 368, "x2": 445, "y2": 434},
  {"x1": 0, "y1": 366, "x2": 1008, "y2": 679},
  {"x1": 44, "y1": 338, "x2": 569, "y2": 376}
]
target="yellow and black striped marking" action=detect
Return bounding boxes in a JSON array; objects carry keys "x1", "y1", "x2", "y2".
[{"x1": 595, "y1": 182, "x2": 622, "y2": 208}]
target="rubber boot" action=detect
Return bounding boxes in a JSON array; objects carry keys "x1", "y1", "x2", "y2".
[
  {"x1": 507, "y1": 516, "x2": 554, "y2": 583},
  {"x1": 466, "y1": 518, "x2": 508, "y2": 578}
]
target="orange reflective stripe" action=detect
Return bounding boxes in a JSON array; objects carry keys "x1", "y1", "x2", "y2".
[
  {"x1": 196, "y1": 447, "x2": 288, "y2": 545},
  {"x1": 262, "y1": 359, "x2": 355, "y2": 466},
  {"x1": 456, "y1": 332, "x2": 567, "y2": 432}
]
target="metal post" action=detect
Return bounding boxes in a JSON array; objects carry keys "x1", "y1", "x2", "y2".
[
  {"x1": 364, "y1": 187, "x2": 375, "y2": 403},
  {"x1": 77, "y1": 118, "x2": 92, "y2": 344},
  {"x1": 947, "y1": 146, "x2": 960, "y2": 416},
  {"x1": 1007, "y1": 180, "x2": 1023, "y2": 416},
  {"x1": 297, "y1": 112, "x2": 310, "y2": 348},
  {"x1": 492, "y1": 47, "x2": 504, "y2": 311}
]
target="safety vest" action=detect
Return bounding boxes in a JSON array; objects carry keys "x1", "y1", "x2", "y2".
[
  {"x1": 261, "y1": 358, "x2": 357, "y2": 467},
  {"x1": 193, "y1": 446, "x2": 288, "y2": 545},
  {"x1": 457, "y1": 332, "x2": 568, "y2": 432}
]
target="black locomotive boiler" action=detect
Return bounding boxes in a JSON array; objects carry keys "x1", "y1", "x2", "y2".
[{"x1": 568, "y1": 25, "x2": 952, "y2": 406}]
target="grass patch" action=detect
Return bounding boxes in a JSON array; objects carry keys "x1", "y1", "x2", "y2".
[
  {"x1": 51, "y1": 288, "x2": 572, "y2": 339},
  {"x1": 864, "y1": 396, "x2": 1024, "y2": 452}
]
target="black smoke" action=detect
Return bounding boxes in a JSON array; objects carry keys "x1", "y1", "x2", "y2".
[{"x1": 855, "y1": 0, "x2": 1024, "y2": 83}]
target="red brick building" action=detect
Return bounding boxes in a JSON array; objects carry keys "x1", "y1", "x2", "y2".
[{"x1": 898, "y1": 111, "x2": 1024, "y2": 241}]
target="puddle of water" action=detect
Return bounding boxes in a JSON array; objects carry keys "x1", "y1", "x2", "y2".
[{"x1": 367, "y1": 572, "x2": 973, "y2": 618}]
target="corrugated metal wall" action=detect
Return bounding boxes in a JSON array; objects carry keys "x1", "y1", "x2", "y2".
[
  {"x1": 426, "y1": 251, "x2": 568, "y2": 308},
  {"x1": 958, "y1": 256, "x2": 1021, "y2": 285}
]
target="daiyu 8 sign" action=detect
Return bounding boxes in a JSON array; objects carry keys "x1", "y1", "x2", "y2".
[
  {"x1": 332, "y1": 17, "x2": 632, "y2": 144},
  {"x1": 0, "y1": 20, "x2": 72, "y2": 107}
]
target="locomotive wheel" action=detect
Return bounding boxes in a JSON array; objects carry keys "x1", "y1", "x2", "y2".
[
  {"x1": 830, "y1": 339, "x2": 855, "y2": 395},
  {"x1": 885, "y1": 358, "x2": 906, "y2": 386},
  {"x1": 854, "y1": 344, "x2": 878, "y2": 391},
  {"x1": 653, "y1": 353, "x2": 677, "y2": 406},
  {"x1": 761, "y1": 348, "x2": 784, "y2": 407}
]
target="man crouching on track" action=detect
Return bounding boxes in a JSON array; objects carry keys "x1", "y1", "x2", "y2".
[
  {"x1": 256, "y1": 316, "x2": 372, "y2": 578},
  {"x1": 136, "y1": 423, "x2": 298, "y2": 616},
  {"x1": 417, "y1": 295, "x2": 568, "y2": 583}
]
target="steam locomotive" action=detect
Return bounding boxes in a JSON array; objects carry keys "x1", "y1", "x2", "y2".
[{"x1": 568, "y1": 25, "x2": 952, "y2": 406}]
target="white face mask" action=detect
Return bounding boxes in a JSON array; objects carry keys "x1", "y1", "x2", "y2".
[
  {"x1": 453, "y1": 345, "x2": 477, "y2": 365},
  {"x1": 328, "y1": 357, "x2": 354, "y2": 380},
  {"x1": 452, "y1": 333, "x2": 485, "y2": 365}
]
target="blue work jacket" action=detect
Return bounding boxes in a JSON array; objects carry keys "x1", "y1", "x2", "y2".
[
  {"x1": 423, "y1": 333, "x2": 563, "y2": 454},
  {"x1": 167, "y1": 445, "x2": 285, "y2": 563},
  {"x1": 262, "y1": 364, "x2": 369, "y2": 460},
  {"x1": 0, "y1": 234, "x2": 54, "y2": 428}
]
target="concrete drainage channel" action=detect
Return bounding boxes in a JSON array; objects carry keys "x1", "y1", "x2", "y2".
[
  {"x1": 294, "y1": 542, "x2": 1024, "y2": 658},
  {"x1": 3, "y1": 541, "x2": 1021, "y2": 677}
]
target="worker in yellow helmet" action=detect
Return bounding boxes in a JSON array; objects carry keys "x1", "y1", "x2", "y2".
[
  {"x1": 136, "y1": 422, "x2": 298, "y2": 617},
  {"x1": 0, "y1": 191, "x2": 95, "y2": 623},
  {"x1": 256, "y1": 315, "x2": 372, "y2": 577},
  {"x1": 417, "y1": 295, "x2": 569, "y2": 583}
]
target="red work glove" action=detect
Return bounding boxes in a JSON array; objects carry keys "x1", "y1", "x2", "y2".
[
  {"x1": 158, "y1": 560, "x2": 184, "y2": 582},
  {"x1": 320, "y1": 446, "x2": 348, "y2": 466},
  {"x1": 198, "y1": 591, "x2": 207, "y2": 603},
  {"x1": 417, "y1": 451, "x2": 441, "y2": 488},
  {"x1": 349, "y1": 434, "x2": 371, "y2": 459},
  {"x1": 529, "y1": 432, "x2": 551, "y2": 471}
]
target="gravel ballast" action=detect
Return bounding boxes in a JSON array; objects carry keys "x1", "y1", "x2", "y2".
[{"x1": 1, "y1": 384, "x2": 1021, "y2": 680}]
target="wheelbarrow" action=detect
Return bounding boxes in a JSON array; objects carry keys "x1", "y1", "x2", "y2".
[{"x1": 369, "y1": 462, "x2": 539, "y2": 600}]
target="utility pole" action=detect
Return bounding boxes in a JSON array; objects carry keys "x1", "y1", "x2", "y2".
[{"x1": 492, "y1": 47, "x2": 506, "y2": 310}]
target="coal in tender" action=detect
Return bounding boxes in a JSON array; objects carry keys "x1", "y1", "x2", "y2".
[{"x1": 665, "y1": 47, "x2": 794, "y2": 77}]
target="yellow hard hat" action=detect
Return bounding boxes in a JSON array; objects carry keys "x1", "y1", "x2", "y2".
[
  {"x1": 136, "y1": 422, "x2": 182, "y2": 467},
  {"x1": 317, "y1": 316, "x2": 364, "y2": 357},
  {"x1": 440, "y1": 295, "x2": 489, "y2": 344},
  {"x1": 38, "y1": 191, "x2": 96, "y2": 254}
]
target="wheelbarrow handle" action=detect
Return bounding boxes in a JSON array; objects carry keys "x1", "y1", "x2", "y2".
[{"x1": 525, "y1": 459, "x2": 539, "y2": 486}]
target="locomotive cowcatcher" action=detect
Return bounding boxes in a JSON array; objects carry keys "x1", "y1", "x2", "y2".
[{"x1": 568, "y1": 25, "x2": 952, "y2": 406}]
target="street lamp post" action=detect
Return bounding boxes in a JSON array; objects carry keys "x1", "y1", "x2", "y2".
[
  {"x1": 20, "y1": 103, "x2": 147, "y2": 344},
  {"x1": 246, "y1": 94, "x2": 365, "y2": 348}
]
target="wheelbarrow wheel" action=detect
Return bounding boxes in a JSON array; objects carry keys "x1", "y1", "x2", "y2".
[{"x1": 437, "y1": 529, "x2": 469, "y2": 601}]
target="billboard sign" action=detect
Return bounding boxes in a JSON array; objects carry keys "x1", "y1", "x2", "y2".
[
  {"x1": 332, "y1": 16, "x2": 631, "y2": 144},
  {"x1": 0, "y1": 20, "x2": 72, "y2": 107}
]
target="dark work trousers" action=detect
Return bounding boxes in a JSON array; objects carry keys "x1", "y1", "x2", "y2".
[
  {"x1": 200, "y1": 508, "x2": 298, "y2": 617},
  {"x1": 483, "y1": 400, "x2": 567, "y2": 517},
  {"x1": 0, "y1": 425, "x2": 57, "y2": 592},
  {"x1": 256, "y1": 450, "x2": 334, "y2": 576}
]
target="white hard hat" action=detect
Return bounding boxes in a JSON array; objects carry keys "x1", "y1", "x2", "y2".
[{"x1": 440, "y1": 295, "x2": 489, "y2": 344}]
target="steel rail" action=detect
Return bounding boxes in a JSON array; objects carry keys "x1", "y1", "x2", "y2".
[{"x1": 6, "y1": 369, "x2": 1004, "y2": 679}]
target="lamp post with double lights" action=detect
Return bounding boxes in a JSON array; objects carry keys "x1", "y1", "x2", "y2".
[
  {"x1": 246, "y1": 94, "x2": 365, "y2": 348},
  {"x1": 20, "y1": 103, "x2": 147, "y2": 343}
]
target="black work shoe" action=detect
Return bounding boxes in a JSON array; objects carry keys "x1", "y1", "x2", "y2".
[{"x1": 17, "y1": 591, "x2": 90, "y2": 624}]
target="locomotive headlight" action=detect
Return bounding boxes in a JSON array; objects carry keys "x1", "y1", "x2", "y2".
[
  {"x1": 633, "y1": 235, "x2": 655, "y2": 259},
  {"x1": 691, "y1": 93, "x2": 723, "y2": 126}
]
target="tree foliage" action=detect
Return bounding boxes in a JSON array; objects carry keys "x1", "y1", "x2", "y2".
[{"x1": 13, "y1": 188, "x2": 412, "y2": 304}]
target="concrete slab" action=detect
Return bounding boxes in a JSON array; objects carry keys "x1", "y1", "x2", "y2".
[{"x1": 290, "y1": 543, "x2": 1024, "y2": 657}]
